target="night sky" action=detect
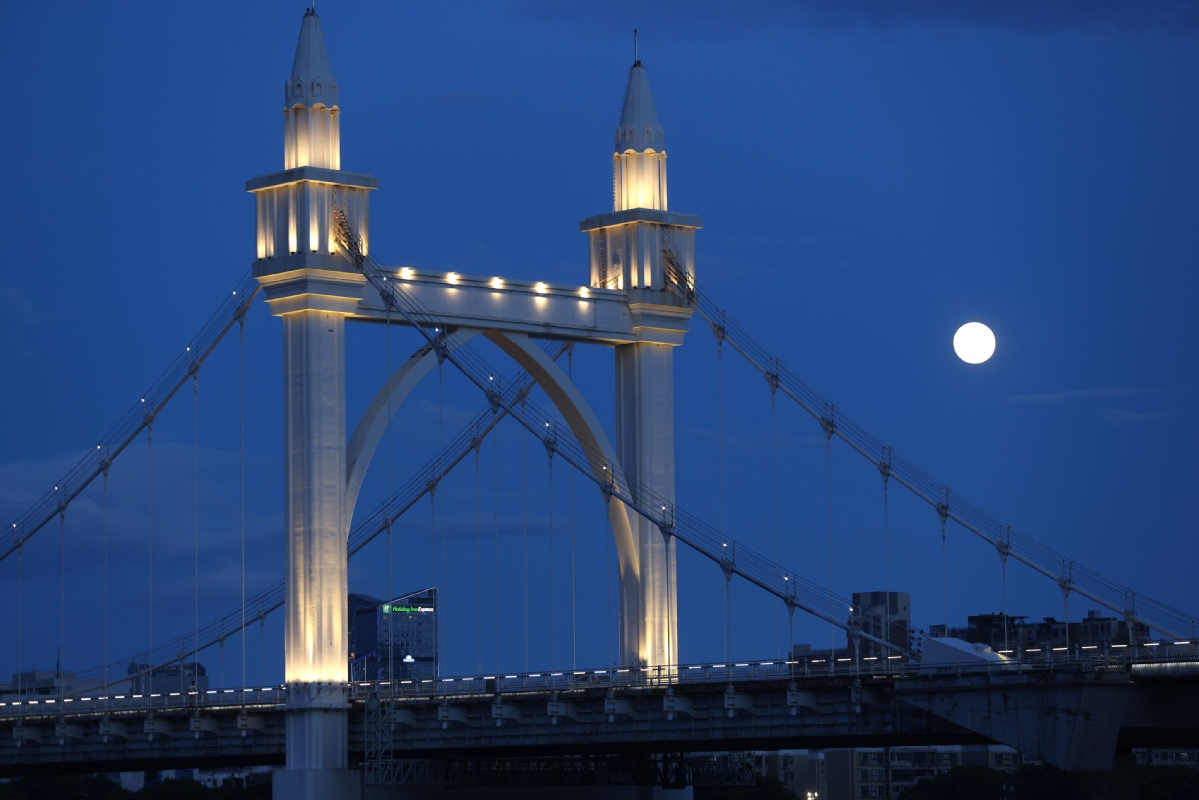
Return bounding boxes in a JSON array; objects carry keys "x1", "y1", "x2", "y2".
[{"x1": 2, "y1": 1, "x2": 1197, "y2": 686}]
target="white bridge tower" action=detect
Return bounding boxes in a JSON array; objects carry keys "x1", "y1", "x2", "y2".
[
  {"x1": 247, "y1": 11, "x2": 699, "y2": 797},
  {"x1": 248, "y1": 9, "x2": 375, "y2": 799}
]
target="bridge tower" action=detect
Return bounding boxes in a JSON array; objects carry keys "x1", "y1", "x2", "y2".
[
  {"x1": 247, "y1": 9, "x2": 375, "y2": 799},
  {"x1": 582, "y1": 57, "x2": 702, "y2": 669}
]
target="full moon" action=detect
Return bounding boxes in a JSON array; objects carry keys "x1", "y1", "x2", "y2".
[{"x1": 953, "y1": 322, "x2": 996, "y2": 364}]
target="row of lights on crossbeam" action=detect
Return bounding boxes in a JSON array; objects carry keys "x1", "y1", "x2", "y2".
[{"x1": 392, "y1": 267, "x2": 592, "y2": 298}]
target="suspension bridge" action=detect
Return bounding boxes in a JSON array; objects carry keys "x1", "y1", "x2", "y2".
[{"x1": 2, "y1": 8, "x2": 1197, "y2": 799}]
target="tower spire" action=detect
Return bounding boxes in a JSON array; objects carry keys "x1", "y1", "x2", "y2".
[
  {"x1": 284, "y1": 7, "x2": 339, "y2": 170},
  {"x1": 613, "y1": 53, "x2": 666, "y2": 211},
  {"x1": 582, "y1": 50, "x2": 700, "y2": 293}
]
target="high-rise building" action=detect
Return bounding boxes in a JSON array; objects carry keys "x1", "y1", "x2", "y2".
[{"x1": 348, "y1": 588, "x2": 438, "y2": 681}]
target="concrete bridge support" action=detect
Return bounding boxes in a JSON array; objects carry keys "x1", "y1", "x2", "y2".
[{"x1": 896, "y1": 664, "x2": 1199, "y2": 771}]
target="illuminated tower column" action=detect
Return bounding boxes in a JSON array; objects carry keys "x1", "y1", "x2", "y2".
[
  {"x1": 581, "y1": 57, "x2": 701, "y2": 669},
  {"x1": 247, "y1": 10, "x2": 375, "y2": 799}
]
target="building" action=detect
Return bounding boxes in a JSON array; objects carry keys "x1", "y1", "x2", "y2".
[
  {"x1": 759, "y1": 750, "x2": 825, "y2": 798},
  {"x1": 0, "y1": 669, "x2": 75, "y2": 700},
  {"x1": 348, "y1": 592, "x2": 382, "y2": 669},
  {"x1": 127, "y1": 661, "x2": 208, "y2": 696},
  {"x1": 930, "y1": 608, "x2": 1150, "y2": 651},
  {"x1": 826, "y1": 744, "x2": 1027, "y2": 799},
  {"x1": 1136, "y1": 748, "x2": 1199, "y2": 769},
  {"x1": 349, "y1": 587, "x2": 438, "y2": 681},
  {"x1": 789, "y1": 590, "x2": 914, "y2": 669},
  {"x1": 851, "y1": 591, "x2": 911, "y2": 659}
]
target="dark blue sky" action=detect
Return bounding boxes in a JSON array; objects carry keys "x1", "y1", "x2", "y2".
[{"x1": 2, "y1": 2, "x2": 1197, "y2": 683}]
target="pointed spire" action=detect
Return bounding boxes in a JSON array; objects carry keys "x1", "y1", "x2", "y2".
[
  {"x1": 615, "y1": 56, "x2": 664, "y2": 154},
  {"x1": 286, "y1": 8, "x2": 338, "y2": 108}
]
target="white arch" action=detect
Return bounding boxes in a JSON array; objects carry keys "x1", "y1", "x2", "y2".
[
  {"x1": 345, "y1": 330, "x2": 481, "y2": 513},
  {"x1": 344, "y1": 328, "x2": 644, "y2": 665}
]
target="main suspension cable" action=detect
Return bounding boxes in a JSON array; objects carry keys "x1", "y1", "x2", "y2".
[{"x1": 2, "y1": 277, "x2": 259, "y2": 563}]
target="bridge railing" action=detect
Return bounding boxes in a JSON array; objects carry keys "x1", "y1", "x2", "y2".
[
  {"x1": 0, "y1": 685, "x2": 285, "y2": 718},
  {"x1": 4, "y1": 647, "x2": 1196, "y2": 720},
  {"x1": 342, "y1": 645, "x2": 1199, "y2": 701}
]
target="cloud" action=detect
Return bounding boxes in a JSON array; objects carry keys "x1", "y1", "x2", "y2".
[
  {"x1": 514, "y1": 0, "x2": 1199, "y2": 36},
  {"x1": 1004, "y1": 387, "x2": 1179, "y2": 426},
  {"x1": 1097, "y1": 407, "x2": 1179, "y2": 426},
  {"x1": 1006, "y1": 387, "x2": 1155, "y2": 404}
]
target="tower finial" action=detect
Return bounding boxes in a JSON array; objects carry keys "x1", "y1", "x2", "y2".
[{"x1": 634, "y1": 29, "x2": 639, "y2": 66}]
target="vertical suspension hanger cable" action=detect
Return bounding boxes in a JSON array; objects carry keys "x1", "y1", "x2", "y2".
[
  {"x1": 716, "y1": 316, "x2": 726, "y2": 543},
  {"x1": 147, "y1": 410, "x2": 154, "y2": 683},
  {"x1": 493, "y1": 413, "x2": 500, "y2": 672},
  {"x1": 788, "y1": 603, "x2": 796, "y2": 681},
  {"x1": 386, "y1": 306, "x2": 394, "y2": 690},
  {"x1": 937, "y1": 489, "x2": 950, "y2": 633},
  {"x1": 59, "y1": 508, "x2": 65, "y2": 706},
  {"x1": 1061, "y1": 561, "x2": 1072, "y2": 652},
  {"x1": 546, "y1": 430, "x2": 555, "y2": 671},
  {"x1": 880, "y1": 450, "x2": 891, "y2": 649},
  {"x1": 239, "y1": 317, "x2": 247, "y2": 700},
  {"x1": 475, "y1": 430, "x2": 482, "y2": 676},
  {"x1": 259, "y1": 616, "x2": 265, "y2": 688},
  {"x1": 722, "y1": 557, "x2": 732, "y2": 667},
  {"x1": 821, "y1": 411, "x2": 835, "y2": 672},
  {"x1": 1001, "y1": 525, "x2": 1010, "y2": 650},
  {"x1": 604, "y1": 493, "x2": 613, "y2": 667},
  {"x1": 769, "y1": 363, "x2": 779, "y2": 659},
  {"x1": 663, "y1": 506, "x2": 676, "y2": 671},
  {"x1": 438, "y1": 357, "x2": 446, "y2": 663},
  {"x1": 717, "y1": 316, "x2": 730, "y2": 671},
  {"x1": 16, "y1": 541, "x2": 23, "y2": 700},
  {"x1": 103, "y1": 462, "x2": 110, "y2": 701},
  {"x1": 429, "y1": 486, "x2": 436, "y2": 590},
  {"x1": 568, "y1": 351, "x2": 577, "y2": 672},
  {"x1": 193, "y1": 372, "x2": 200, "y2": 690},
  {"x1": 521, "y1": 396, "x2": 529, "y2": 673}
]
